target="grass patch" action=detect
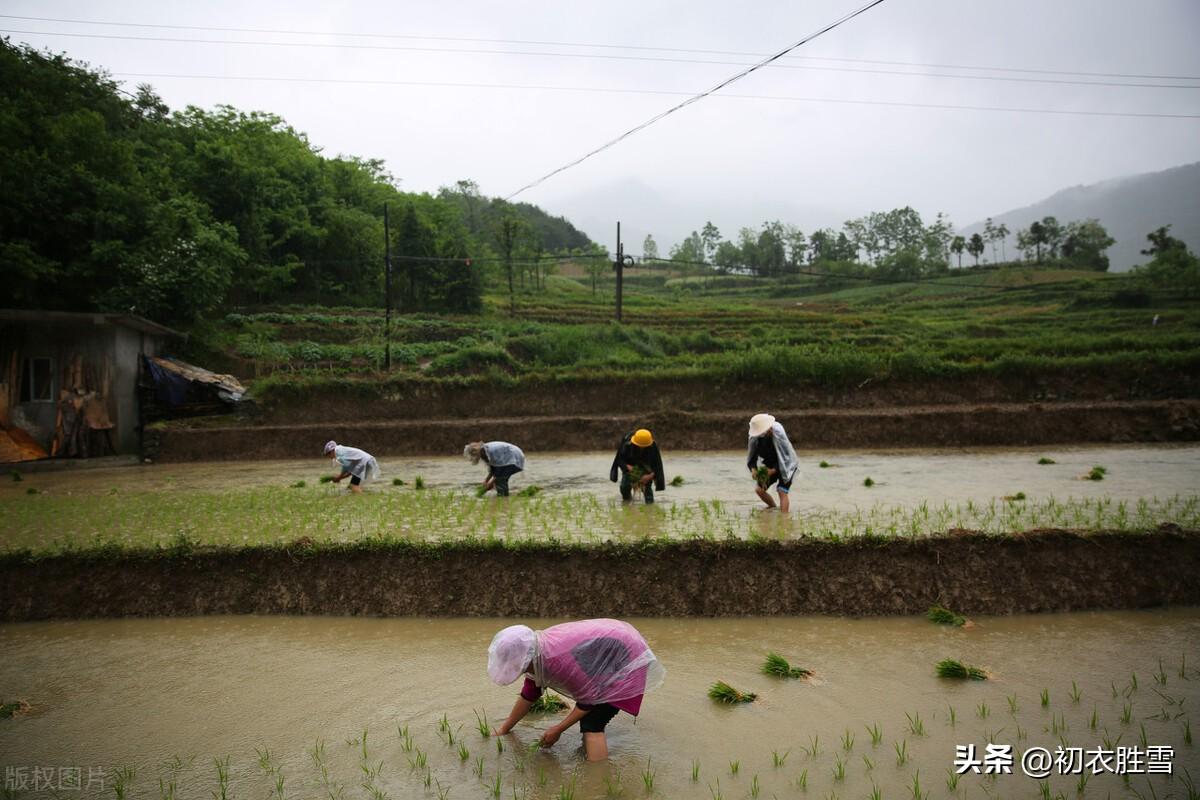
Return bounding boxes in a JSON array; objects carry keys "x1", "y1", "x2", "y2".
[
  {"x1": 708, "y1": 681, "x2": 757, "y2": 704},
  {"x1": 762, "y1": 652, "x2": 812, "y2": 679},
  {"x1": 926, "y1": 606, "x2": 966, "y2": 626},
  {"x1": 936, "y1": 659, "x2": 989, "y2": 680}
]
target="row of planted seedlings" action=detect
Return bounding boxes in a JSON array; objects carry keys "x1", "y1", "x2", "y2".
[
  {"x1": 3, "y1": 482, "x2": 1199, "y2": 555},
  {"x1": 99, "y1": 643, "x2": 1195, "y2": 800}
]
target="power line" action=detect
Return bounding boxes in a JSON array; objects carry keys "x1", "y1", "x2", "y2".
[
  {"x1": 6, "y1": 27, "x2": 1200, "y2": 90},
  {"x1": 115, "y1": 71, "x2": 1200, "y2": 120},
  {"x1": 4, "y1": 13, "x2": 1198, "y2": 82},
  {"x1": 505, "y1": 0, "x2": 891, "y2": 199}
]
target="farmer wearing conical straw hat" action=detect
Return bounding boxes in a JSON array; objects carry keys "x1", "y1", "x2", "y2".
[
  {"x1": 323, "y1": 440, "x2": 381, "y2": 494},
  {"x1": 608, "y1": 428, "x2": 665, "y2": 504},
  {"x1": 747, "y1": 413, "x2": 798, "y2": 512},
  {"x1": 488, "y1": 618, "x2": 666, "y2": 761}
]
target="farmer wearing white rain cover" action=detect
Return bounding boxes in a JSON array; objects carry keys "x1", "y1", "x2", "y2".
[
  {"x1": 487, "y1": 619, "x2": 665, "y2": 761},
  {"x1": 323, "y1": 440, "x2": 381, "y2": 494},
  {"x1": 747, "y1": 413, "x2": 799, "y2": 512}
]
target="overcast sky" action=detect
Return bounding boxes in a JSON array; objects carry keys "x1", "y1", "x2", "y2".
[{"x1": 4, "y1": 0, "x2": 1198, "y2": 251}]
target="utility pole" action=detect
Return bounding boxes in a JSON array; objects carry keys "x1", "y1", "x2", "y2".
[
  {"x1": 384, "y1": 202, "x2": 392, "y2": 370},
  {"x1": 614, "y1": 222, "x2": 634, "y2": 323}
]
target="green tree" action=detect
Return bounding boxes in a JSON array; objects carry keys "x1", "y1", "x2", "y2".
[
  {"x1": 491, "y1": 203, "x2": 528, "y2": 315},
  {"x1": 700, "y1": 221, "x2": 721, "y2": 262},
  {"x1": 1137, "y1": 225, "x2": 1200, "y2": 291},
  {"x1": 1060, "y1": 219, "x2": 1115, "y2": 271},
  {"x1": 967, "y1": 233, "x2": 985, "y2": 266},
  {"x1": 950, "y1": 235, "x2": 966, "y2": 268},
  {"x1": 642, "y1": 234, "x2": 659, "y2": 261}
]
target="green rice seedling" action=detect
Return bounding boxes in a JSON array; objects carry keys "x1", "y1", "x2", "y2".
[
  {"x1": 256, "y1": 747, "x2": 274, "y2": 774},
  {"x1": 1070, "y1": 681, "x2": 1082, "y2": 703},
  {"x1": 1121, "y1": 702, "x2": 1133, "y2": 724},
  {"x1": 910, "y1": 769, "x2": 927, "y2": 800},
  {"x1": 894, "y1": 740, "x2": 908, "y2": 766},
  {"x1": 977, "y1": 702, "x2": 990, "y2": 719},
  {"x1": 1139, "y1": 722, "x2": 1149, "y2": 750},
  {"x1": 530, "y1": 691, "x2": 568, "y2": 712},
  {"x1": 692, "y1": 759, "x2": 701, "y2": 781},
  {"x1": 709, "y1": 681, "x2": 756, "y2": 704},
  {"x1": 802, "y1": 734, "x2": 820, "y2": 758},
  {"x1": 762, "y1": 652, "x2": 811, "y2": 679},
  {"x1": 474, "y1": 709, "x2": 491, "y2": 738},
  {"x1": 490, "y1": 771, "x2": 502, "y2": 799},
  {"x1": 1007, "y1": 694, "x2": 1019, "y2": 714},
  {"x1": 1039, "y1": 780, "x2": 1052, "y2": 800},
  {"x1": 408, "y1": 748, "x2": 427, "y2": 770},
  {"x1": 1076, "y1": 771, "x2": 1090, "y2": 794},
  {"x1": 863, "y1": 477, "x2": 875, "y2": 487},
  {"x1": 750, "y1": 774, "x2": 761, "y2": 798},
  {"x1": 863, "y1": 755, "x2": 875, "y2": 771},
  {"x1": 868, "y1": 782, "x2": 881, "y2": 800},
  {"x1": 361, "y1": 727, "x2": 370, "y2": 760},
  {"x1": 1004, "y1": 492, "x2": 1026, "y2": 502},
  {"x1": 1180, "y1": 769, "x2": 1197, "y2": 800},
  {"x1": 1181, "y1": 654, "x2": 1189, "y2": 680},
  {"x1": 709, "y1": 777, "x2": 724, "y2": 800},
  {"x1": 112, "y1": 766, "x2": 135, "y2": 800},
  {"x1": 1087, "y1": 465, "x2": 1107, "y2": 481},
  {"x1": 476, "y1": 485, "x2": 489, "y2": 498},
  {"x1": 946, "y1": 705, "x2": 956, "y2": 726},
  {"x1": 474, "y1": 757, "x2": 485, "y2": 778},
  {"x1": 641, "y1": 758, "x2": 655, "y2": 792},
  {"x1": 729, "y1": 760, "x2": 739, "y2": 776},
  {"x1": 414, "y1": 475, "x2": 425, "y2": 490},
  {"x1": 772, "y1": 750, "x2": 789, "y2": 768},
  {"x1": 1185, "y1": 719, "x2": 1192, "y2": 745},
  {"x1": 841, "y1": 730, "x2": 854, "y2": 751},
  {"x1": 1017, "y1": 725, "x2": 1027, "y2": 740},
  {"x1": 936, "y1": 660, "x2": 988, "y2": 680},
  {"x1": 434, "y1": 778, "x2": 451, "y2": 800},
  {"x1": 1037, "y1": 457, "x2": 1056, "y2": 465},
  {"x1": 819, "y1": 461, "x2": 831, "y2": 468},
  {"x1": 290, "y1": 480, "x2": 307, "y2": 488},
  {"x1": 496, "y1": 736, "x2": 504, "y2": 755},
  {"x1": 517, "y1": 485, "x2": 542, "y2": 498},
  {"x1": 671, "y1": 475, "x2": 685, "y2": 486},
  {"x1": 392, "y1": 478, "x2": 406, "y2": 486},
  {"x1": 1130, "y1": 672, "x2": 1139, "y2": 692},
  {"x1": 945, "y1": 769, "x2": 960, "y2": 792},
  {"x1": 866, "y1": 723, "x2": 883, "y2": 745},
  {"x1": 1089, "y1": 706, "x2": 1098, "y2": 730},
  {"x1": 159, "y1": 776, "x2": 178, "y2": 800},
  {"x1": 1112, "y1": 682, "x2": 1119, "y2": 699},
  {"x1": 1041, "y1": 688, "x2": 1050, "y2": 707},
  {"x1": 905, "y1": 712, "x2": 925, "y2": 736},
  {"x1": 213, "y1": 757, "x2": 229, "y2": 800},
  {"x1": 795, "y1": 769, "x2": 808, "y2": 791},
  {"x1": 319, "y1": 475, "x2": 335, "y2": 484},
  {"x1": 1155, "y1": 658, "x2": 1168, "y2": 686},
  {"x1": 604, "y1": 769, "x2": 624, "y2": 797},
  {"x1": 832, "y1": 756, "x2": 845, "y2": 782},
  {"x1": 556, "y1": 775, "x2": 577, "y2": 800},
  {"x1": 926, "y1": 606, "x2": 966, "y2": 626},
  {"x1": 458, "y1": 741, "x2": 470, "y2": 762}
]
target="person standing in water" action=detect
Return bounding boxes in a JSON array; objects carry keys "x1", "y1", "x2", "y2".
[
  {"x1": 488, "y1": 618, "x2": 665, "y2": 761},
  {"x1": 747, "y1": 413, "x2": 798, "y2": 512},
  {"x1": 609, "y1": 428, "x2": 665, "y2": 504},
  {"x1": 464, "y1": 440, "x2": 526, "y2": 497},
  {"x1": 323, "y1": 440, "x2": 381, "y2": 493}
]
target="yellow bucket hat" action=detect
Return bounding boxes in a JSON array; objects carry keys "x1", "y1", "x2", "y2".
[{"x1": 631, "y1": 428, "x2": 654, "y2": 447}]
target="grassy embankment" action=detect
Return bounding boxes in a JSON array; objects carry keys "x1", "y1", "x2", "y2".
[{"x1": 181, "y1": 266, "x2": 1200, "y2": 410}]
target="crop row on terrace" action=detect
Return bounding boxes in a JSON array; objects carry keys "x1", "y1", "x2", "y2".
[{"x1": 2, "y1": 489, "x2": 1197, "y2": 556}]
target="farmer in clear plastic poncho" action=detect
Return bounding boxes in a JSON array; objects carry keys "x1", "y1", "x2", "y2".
[
  {"x1": 488, "y1": 618, "x2": 665, "y2": 761},
  {"x1": 324, "y1": 440, "x2": 381, "y2": 494},
  {"x1": 747, "y1": 413, "x2": 799, "y2": 512}
]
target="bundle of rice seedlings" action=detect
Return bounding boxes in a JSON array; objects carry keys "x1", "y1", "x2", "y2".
[
  {"x1": 529, "y1": 691, "x2": 568, "y2": 713},
  {"x1": 628, "y1": 465, "x2": 648, "y2": 494},
  {"x1": 289, "y1": 480, "x2": 307, "y2": 488},
  {"x1": 1087, "y1": 466, "x2": 1107, "y2": 481},
  {"x1": 863, "y1": 477, "x2": 875, "y2": 487},
  {"x1": 0, "y1": 699, "x2": 31, "y2": 718},
  {"x1": 754, "y1": 466, "x2": 771, "y2": 487},
  {"x1": 670, "y1": 475, "x2": 684, "y2": 487},
  {"x1": 926, "y1": 606, "x2": 966, "y2": 627},
  {"x1": 475, "y1": 484, "x2": 489, "y2": 498},
  {"x1": 318, "y1": 475, "x2": 335, "y2": 484},
  {"x1": 1037, "y1": 457, "x2": 1056, "y2": 465},
  {"x1": 762, "y1": 652, "x2": 812, "y2": 679},
  {"x1": 709, "y1": 681, "x2": 757, "y2": 704},
  {"x1": 517, "y1": 485, "x2": 542, "y2": 498},
  {"x1": 392, "y1": 478, "x2": 406, "y2": 486},
  {"x1": 936, "y1": 659, "x2": 989, "y2": 680}
]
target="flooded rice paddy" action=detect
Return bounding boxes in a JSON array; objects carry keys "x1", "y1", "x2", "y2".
[{"x1": 1, "y1": 611, "x2": 1197, "y2": 799}]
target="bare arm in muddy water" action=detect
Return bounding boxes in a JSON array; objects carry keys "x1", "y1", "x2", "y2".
[
  {"x1": 494, "y1": 696, "x2": 534, "y2": 735},
  {"x1": 538, "y1": 704, "x2": 589, "y2": 747},
  {"x1": 330, "y1": 470, "x2": 351, "y2": 483}
]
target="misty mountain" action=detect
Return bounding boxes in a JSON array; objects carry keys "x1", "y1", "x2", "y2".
[{"x1": 961, "y1": 162, "x2": 1200, "y2": 272}]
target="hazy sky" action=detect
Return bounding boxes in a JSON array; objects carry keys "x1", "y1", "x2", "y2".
[{"x1": 4, "y1": 0, "x2": 1198, "y2": 251}]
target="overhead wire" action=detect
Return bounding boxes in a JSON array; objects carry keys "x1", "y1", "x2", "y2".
[{"x1": 3, "y1": 13, "x2": 1197, "y2": 81}]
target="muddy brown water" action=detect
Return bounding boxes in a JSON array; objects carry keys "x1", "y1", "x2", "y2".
[
  {"x1": 2, "y1": 612, "x2": 1197, "y2": 799},
  {"x1": 6, "y1": 445, "x2": 1199, "y2": 516}
]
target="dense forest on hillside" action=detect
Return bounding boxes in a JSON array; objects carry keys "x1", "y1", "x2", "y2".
[{"x1": 0, "y1": 40, "x2": 596, "y2": 322}]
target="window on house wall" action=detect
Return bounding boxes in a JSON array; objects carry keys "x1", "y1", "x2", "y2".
[{"x1": 18, "y1": 357, "x2": 53, "y2": 402}]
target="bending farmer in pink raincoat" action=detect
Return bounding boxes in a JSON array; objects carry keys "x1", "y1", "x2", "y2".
[{"x1": 488, "y1": 618, "x2": 665, "y2": 761}]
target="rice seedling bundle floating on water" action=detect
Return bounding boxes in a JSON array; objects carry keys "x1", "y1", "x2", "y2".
[
  {"x1": 670, "y1": 475, "x2": 684, "y2": 487},
  {"x1": 863, "y1": 477, "x2": 875, "y2": 487},
  {"x1": 1087, "y1": 466, "x2": 1107, "y2": 481},
  {"x1": 709, "y1": 681, "x2": 757, "y2": 704},
  {"x1": 529, "y1": 691, "x2": 568, "y2": 713},
  {"x1": 392, "y1": 477, "x2": 405, "y2": 486},
  {"x1": 936, "y1": 659, "x2": 989, "y2": 680},
  {"x1": 1037, "y1": 457, "x2": 1056, "y2": 465},
  {"x1": 762, "y1": 652, "x2": 812, "y2": 679},
  {"x1": 926, "y1": 606, "x2": 966, "y2": 627}
]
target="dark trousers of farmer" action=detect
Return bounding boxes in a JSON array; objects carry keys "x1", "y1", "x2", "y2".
[
  {"x1": 619, "y1": 473, "x2": 654, "y2": 504},
  {"x1": 490, "y1": 464, "x2": 521, "y2": 497}
]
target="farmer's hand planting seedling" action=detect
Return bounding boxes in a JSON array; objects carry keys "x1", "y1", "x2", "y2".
[
  {"x1": 747, "y1": 413, "x2": 799, "y2": 513},
  {"x1": 486, "y1": 619, "x2": 665, "y2": 762},
  {"x1": 610, "y1": 428, "x2": 665, "y2": 505}
]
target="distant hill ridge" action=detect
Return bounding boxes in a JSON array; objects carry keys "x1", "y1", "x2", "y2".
[{"x1": 962, "y1": 162, "x2": 1200, "y2": 272}]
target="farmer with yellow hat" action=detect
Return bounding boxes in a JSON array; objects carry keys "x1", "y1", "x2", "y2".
[{"x1": 608, "y1": 428, "x2": 665, "y2": 504}]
